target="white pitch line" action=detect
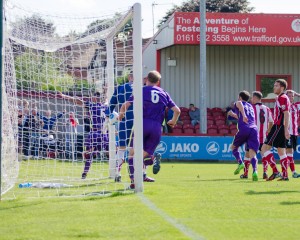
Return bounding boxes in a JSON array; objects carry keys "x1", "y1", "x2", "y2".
[{"x1": 138, "y1": 193, "x2": 205, "y2": 240}]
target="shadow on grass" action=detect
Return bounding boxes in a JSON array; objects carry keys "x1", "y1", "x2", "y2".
[
  {"x1": 195, "y1": 178, "x2": 241, "y2": 182},
  {"x1": 280, "y1": 201, "x2": 300, "y2": 205},
  {"x1": 0, "y1": 201, "x2": 43, "y2": 211},
  {"x1": 246, "y1": 190, "x2": 299, "y2": 195}
]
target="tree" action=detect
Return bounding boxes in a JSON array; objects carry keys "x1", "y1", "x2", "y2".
[
  {"x1": 15, "y1": 48, "x2": 74, "y2": 91},
  {"x1": 12, "y1": 14, "x2": 56, "y2": 42},
  {"x1": 158, "y1": 0, "x2": 254, "y2": 27}
]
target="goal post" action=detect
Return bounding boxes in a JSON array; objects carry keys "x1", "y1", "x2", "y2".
[{"x1": 1, "y1": 0, "x2": 143, "y2": 199}]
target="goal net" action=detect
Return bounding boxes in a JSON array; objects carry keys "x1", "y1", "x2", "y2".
[{"x1": 1, "y1": 0, "x2": 143, "y2": 199}]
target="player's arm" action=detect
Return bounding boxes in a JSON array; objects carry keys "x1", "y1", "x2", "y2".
[
  {"x1": 119, "y1": 101, "x2": 131, "y2": 120},
  {"x1": 236, "y1": 101, "x2": 248, "y2": 123},
  {"x1": 167, "y1": 105, "x2": 181, "y2": 128},
  {"x1": 283, "y1": 110, "x2": 290, "y2": 140},
  {"x1": 108, "y1": 87, "x2": 119, "y2": 115},
  {"x1": 58, "y1": 92, "x2": 84, "y2": 106},
  {"x1": 267, "y1": 108, "x2": 274, "y2": 133},
  {"x1": 227, "y1": 110, "x2": 238, "y2": 119}
]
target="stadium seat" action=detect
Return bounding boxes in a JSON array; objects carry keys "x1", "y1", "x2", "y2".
[
  {"x1": 207, "y1": 125, "x2": 218, "y2": 134},
  {"x1": 218, "y1": 125, "x2": 230, "y2": 135},
  {"x1": 207, "y1": 119, "x2": 214, "y2": 125},
  {"x1": 180, "y1": 111, "x2": 189, "y2": 117},
  {"x1": 214, "y1": 115, "x2": 226, "y2": 121},
  {"x1": 211, "y1": 107, "x2": 223, "y2": 112},
  {"x1": 179, "y1": 107, "x2": 189, "y2": 113},
  {"x1": 181, "y1": 115, "x2": 191, "y2": 121},
  {"x1": 182, "y1": 119, "x2": 191, "y2": 125},
  {"x1": 182, "y1": 123, "x2": 194, "y2": 134},
  {"x1": 230, "y1": 128, "x2": 238, "y2": 135},
  {"x1": 212, "y1": 111, "x2": 224, "y2": 117},
  {"x1": 229, "y1": 124, "x2": 237, "y2": 130},
  {"x1": 172, "y1": 124, "x2": 183, "y2": 134},
  {"x1": 207, "y1": 127, "x2": 218, "y2": 134},
  {"x1": 207, "y1": 115, "x2": 214, "y2": 120},
  {"x1": 215, "y1": 119, "x2": 226, "y2": 126}
]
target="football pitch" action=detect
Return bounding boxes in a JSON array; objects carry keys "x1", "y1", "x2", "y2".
[{"x1": 1, "y1": 162, "x2": 300, "y2": 240}]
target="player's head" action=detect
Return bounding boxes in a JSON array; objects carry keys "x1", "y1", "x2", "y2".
[
  {"x1": 251, "y1": 91, "x2": 263, "y2": 104},
  {"x1": 274, "y1": 79, "x2": 287, "y2": 94},
  {"x1": 45, "y1": 110, "x2": 51, "y2": 117},
  {"x1": 92, "y1": 91, "x2": 101, "y2": 102},
  {"x1": 128, "y1": 71, "x2": 134, "y2": 82},
  {"x1": 147, "y1": 70, "x2": 161, "y2": 86},
  {"x1": 286, "y1": 89, "x2": 295, "y2": 103},
  {"x1": 238, "y1": 90, "x2": 250, "y2": 102},
  {"x1": 189, "y1": 103, "x2": 196, "y2": 111},
  {"x1": 31, "y1": 108, "x2": 37, "y2": 115}
]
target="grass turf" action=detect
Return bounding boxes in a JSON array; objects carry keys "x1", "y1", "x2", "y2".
[{"x1": 1, "y1": 162, "x2": 300, "y2": 240}]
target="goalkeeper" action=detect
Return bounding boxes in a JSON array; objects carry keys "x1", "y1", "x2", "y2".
[{"x1": 107, "y1": 71, "x2": 134, "y2": 182}]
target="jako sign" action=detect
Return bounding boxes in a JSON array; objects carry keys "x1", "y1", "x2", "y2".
[{"x1": 155, "y1": 136, "x2": 300, "y2": 160}]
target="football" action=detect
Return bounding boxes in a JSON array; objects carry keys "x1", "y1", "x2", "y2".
[{"x1": 109, "y1": 111, "x2": 119, "y2": 125}]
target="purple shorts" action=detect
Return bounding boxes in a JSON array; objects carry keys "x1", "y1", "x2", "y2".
[
  {"x1": 85, "y1": 130, "x2": 108, "y2": 151},
  {"x1": 143, "y1": 119, "x2": 162, "y2": 156},
  {"x1": 233, "y1": 127, "x2": 259, "y2": 152}
]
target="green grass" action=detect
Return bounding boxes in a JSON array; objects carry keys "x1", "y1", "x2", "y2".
[{"x1": 1, "y1": 162, "x2": 300, "y2": 240}]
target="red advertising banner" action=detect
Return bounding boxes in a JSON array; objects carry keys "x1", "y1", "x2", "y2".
[{"x1": 174, "y1": 12, "x2": 300, "y2": 46}]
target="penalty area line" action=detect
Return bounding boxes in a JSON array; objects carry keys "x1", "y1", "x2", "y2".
[{"x1": 138, "y1": 193, "x2": 205, "y2": 240}]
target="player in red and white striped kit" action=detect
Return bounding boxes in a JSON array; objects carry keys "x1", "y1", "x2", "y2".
[
  {"x1": 286, "y1": 90, "x2": 300, "y2": 178},
  {"x1": 261, "y1": 79, "x2": 291, "y2": 181},
  {"x1": 240, "y1": 91, "x2": 274, "y2": 179}
]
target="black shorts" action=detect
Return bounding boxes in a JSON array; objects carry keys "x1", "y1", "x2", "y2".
[
  {"x1": 264, "y1": 124, "x2": 286, "y2": 148},
  {"x1": 286, "y1": 135, "x2": 298, "y2": 151}
]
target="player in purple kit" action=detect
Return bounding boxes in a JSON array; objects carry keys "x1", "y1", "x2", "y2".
[
  {"x1": 59, "y1": 92, "x2": 108, "y2": 179},
  {"x1": 119, "y1": 70, "x2": 180, "y2": 189},
  {"x1": 228, "y1": 90, "x2": 260, "y2": 181}
]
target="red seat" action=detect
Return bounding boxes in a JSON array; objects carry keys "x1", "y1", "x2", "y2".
[
  {"x1": 230, "y1": 128, "x2": 238, "y2": 135},
  {"x1": 179, "y1": 107, "x2": 189, "y2": 113},
  {"x1": 207, "y1": 128, "x2": 218, "y2": 134},
  {"x1": 215, "y1": 119, "x2": 226, "y2": 126},
  {"x1": 183, "y1": 124, "x2": 194, "y2": 134},
  {"x1": 219, "y1": 128, "x2": 230, "y2": 135},
  {"x1": 207, "y1": 119, "x2": 214, "y2": 125},
  {"x1": 183, "y1": 128, "x2": 195, "y2": 134},
  {"x1": 214, "y1": 115, "x2": 226, "y2": 121},
  {"x1": 182, "y1": 119, "x2": 191, "y2": 125},
  {"x1": 181, "y1": 115, "x2": 191, "y2": 121},
  {"x1": 211, "y1": 107, "x2": 223, "y2": 112},
  {"x1": 212, "y1": 111, "x2": 224, "y2": 117},
  {"x1": 229, "y1": 124, "x2": 237, "y2": 130},
  {"x1": 207, "y1": 115, "x2": 214, "y2": 120},
  {"x1": 172, "y1": 128, "x2": 183, "y2": 134},
  {"x1": 180, "y1": 111, "x2": 189, "y2": 117},
  {"x1": 218, "y1": 124, "x2": 228, "y2": 130}
]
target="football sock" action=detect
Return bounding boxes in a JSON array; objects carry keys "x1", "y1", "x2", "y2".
[
  {"x1": 116, "y1": 149, "x2": 126, "y2": 176},
  {"x1": 264, "y1": 151, "x2": 278, "y2": 173},
  {"x1": 232, "y1": 148, "x2": 243, "y2": 164},
  {"x1": 251, "y1": 157, "x2": 258, "y2": 173},
  {"x1": 262, "y1": 156, "x2": 269, "y2": 173},
  {"x1": 128, "y1": 157, "x2": 134, "y2": 180},
  {"x1": 83, "y1": 152, "x2": 92, "y2": 174},
  {"x1": 287, "y1": 154, "x2": 295, "y2": 172},
  {"x1": 244, "y1": 158, "x2": 251, "y2": 176},
  {"x1": 280, "y1": 155, "x2": 289, "y2": 178}
]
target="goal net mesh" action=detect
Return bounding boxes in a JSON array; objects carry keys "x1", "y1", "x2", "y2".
[{"x1": 1, "y1": 0, "x2": 138, "y2": 199}]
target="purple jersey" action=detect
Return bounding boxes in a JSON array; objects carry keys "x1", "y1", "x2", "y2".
[
  {"x1": 234, "y1": 101, "x2": 256, "y2": 129},
  {"x1": 129, "y1": 86, "x2": 175, "y2": 124},
  {"x1": 85, "y1": 101, "x2": 107, "y2": 131}
]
